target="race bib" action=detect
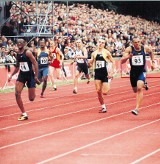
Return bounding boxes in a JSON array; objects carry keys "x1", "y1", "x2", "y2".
[
  {"x1": 20, "y1": 62, "x2": 29, "y2": 72},
  {"x1": 77, "y1": 58, "x2": 84, "y2": 63},
  {"x1": 40, "y1": 57, "x2": 48, "y2": 64},
  {"x1": 132, "y1": 55, "x2": 143, "y2": 66},
  {"x1": 95, "y1": 61, "x2": 105, "y2": 69},
  {"x1": 52, "y1": 53, "x2": 56, "y2": 61}
]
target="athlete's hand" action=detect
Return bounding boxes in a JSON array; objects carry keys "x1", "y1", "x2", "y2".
[
  {"x1": 34, "y1": 76, "x2": 41, "y2": 85},
  {"x1": 151, "y1": 61, "x2": 155, "y2": 70},
  {"x1": 87, "y1": 62, "x2": 92, "y2": 68},
  {"x1": 70, "y1": 60, "x2": 75, "y2": 65},
  {"x1": 128, "y1": 53, "x2": 133, "y2": 59},
  {"x1": 8, "y1": 75, "x2": 12, "y2": 82},
  {"x1": 108, "y1": 72, "x2": 114, "y2": 79}
]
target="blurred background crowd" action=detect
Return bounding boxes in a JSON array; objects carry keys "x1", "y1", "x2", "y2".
[{"x1": 0, "y1": 1, "x2": 160, "y2": 68}]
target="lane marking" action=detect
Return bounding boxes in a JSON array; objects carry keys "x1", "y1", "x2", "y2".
[
  {"x1": 0, "y1": 82, "x2": 130, "y2": 108},
  {"x1": 130, "y1": 148, "x2": 160, "y2": 164},
  {"x1": 0, "y1": 102, "x2": 160, "y2": 150},
  {"x1": 37, "y1": 119, "x2": 160, "y2": 164},
  {"x1": 1, "y1": 92, "x2": 160, "y2": 131}
]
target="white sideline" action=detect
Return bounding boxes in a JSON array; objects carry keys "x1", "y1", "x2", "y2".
[
  {"x1": 1, "y1": 91, "x2": 160, "y2": 131},
  {"x1": 130, "y1": 148, "x2": 160, "y2": 164},
  {"x1": 37, "y1": 119, "x2": 160, "y2": 164},
  {"x1": 1, "y1": 84, "x2": 160, "y2": 118},
  {"x1": 0, "y1": 102, "x2": 160, "y2": 150}
]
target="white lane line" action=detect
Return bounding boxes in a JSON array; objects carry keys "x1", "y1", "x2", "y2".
[
  {"x1": 0, "y1": 80, "x2": 131, "y2": 101},
  {"x1": 0, "y1": 83, "x2": 130, "y2": 108},
  {"x1": 0, "y1": 88, "x2": 133, "y2": 118},
  {"x1": 81, "y1": 153, "x2": 132, "y2": 156},
  {"x1": 1, "y1": 91, "x2": 160, "y2": 131},
  {"x1": 0, "y1": 111, "x2": 130, "y2": 150},
  {"x1": 37, "y1": 119, "x2": 160, "y2": 164},
  {"x1": 130, "y1": 148, "x2": 160, "y2": 164},
  {"x1": 1, "y1": 82, "x2": 160, "y2": 118},
  {"x1": 0, "y1": 102, "x2": 160, "y2": 150}
]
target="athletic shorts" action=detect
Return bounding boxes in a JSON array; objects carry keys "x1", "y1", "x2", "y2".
[
  {"x1": 50, "y1": 60, "x2": 61, "y2": 68},
  {"x1": 94, "y1": 74, "x2": 109, "y2": 83},
  {"x1": 130, "y1": 71, "x2": 146, "y2": 87},
  {"x1": 77, "y1": 62, "x2": 89, "y2": 75},
  {"x1": 17, "y1": 72, "x2": 35, "y2": 88},
  {"x1": 38, "y1": 67, "x2": 49, "y2": 79}
]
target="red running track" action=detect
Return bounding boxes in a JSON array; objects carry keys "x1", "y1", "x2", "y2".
[{"x1": 0, "y1": 78, "x2": 160, "y2": 164}]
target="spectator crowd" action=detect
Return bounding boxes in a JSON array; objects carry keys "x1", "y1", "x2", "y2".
[{"x1": 0, "y1": 1, "x2": 160, "y2": 67}]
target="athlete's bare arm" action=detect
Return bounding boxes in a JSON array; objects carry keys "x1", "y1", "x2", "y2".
[
  {"x1": 121, "y1": 47, "x2": 133, "y2": 64},
  {"x1": 106, "y1": 50, "x2": 115, "y2": 78},
  {"x1": 26, "y1": 50, "x2": 40, "y2": 84},
  {"x1": 144, "y1": 45, "x2": 155, "y2": 70},
  {"x1": 56, "y1": 47, "x2": 64, "y2": 65},
  {"x1": 88, "y1": 51, "x2": 95, "y2": 67}
]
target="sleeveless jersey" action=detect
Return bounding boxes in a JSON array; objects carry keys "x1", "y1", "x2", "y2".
[
  {"x1": 37, "y1": 48, "x2": 49, "y2": 68},
  {"x1": 50, "y1": 47, "x2": 61, "y2": 68},
  {"x1": 95, "y1": 53, "x2": 108, "y2": 76},
  {"x1": 17, "y1": 50, "x2": 33, "y2": 74},
  {"x1": 75, "y1": 49, "x2": 86, "y2": 64},
  {"x1": 129, "y1": 46, "x2": 146, "y2": 73}
]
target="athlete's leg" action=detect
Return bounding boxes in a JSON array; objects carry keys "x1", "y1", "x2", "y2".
[
  {"x1": 28, "y1": 87, "x2": 36, "y2": 101},
  {"x1": 95, "y1": 80, "x2": 104, "y2": 105},
  {"x1": 102, "y1": 82, "x2": 111, "y2": 95},
  {"x1": 56, "y1": 68, "x2": 61, "y2": 79},
  {"x1": 49, "y1": 66, "x2": 55, "y2": 88},
  {"x1": 73, "y1": 70, "x2": 81, "y2": 93},
  {"x1": 40, "y1": 76, "x2": 48, "y2": 97},
  {"x1": 85, "y1": 74, "x2": 90, "y2": 84},
  {"x1": 135, "y1": 80, "x2": 144, "y2": 110},
  {"x1": 40, "y1": 67, "x2": 49, "y2": 97},
  {"x1": 15, "y1": 81, "x2": 26, "y2": 113}
]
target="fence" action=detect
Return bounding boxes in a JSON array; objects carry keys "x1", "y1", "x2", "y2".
[{"x1": 0, "y1": 61, "x2": 75, "y2": 90}]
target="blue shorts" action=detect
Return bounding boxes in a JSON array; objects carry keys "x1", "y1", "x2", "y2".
[
  {"x1": 130, "y1": 71, "x2": 146, "y2": 87},
  {"x1": 17, "y1": 72, "x2": 35, "y2": 88},
  {"x1": 38, "y1": 67, "x2": 49, "y2": 80}
]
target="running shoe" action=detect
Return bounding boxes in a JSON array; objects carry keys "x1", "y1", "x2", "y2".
[
  {"x1": 131, "y1": 109, "x2": 139, "y2": 115},
  {"x1": 73, "y1": 89, "x2": 77, "y2": 94},
  {"x1": 53, "y1": 87, "x2": 57, "y2": 91},
  {"x1": 144, "y1": 82, "x2": 149, "y2": 90},
  {"x1": 87, "y1": 80, "x2": 90, "y2": 84},
  {"x1": 40, "y1": 94, "x2": 44, "y2": 98},
  {"x1": 18, "y1": 115, "x2": 28, "y2": 121},
  {"x1": 99, "y1": 108, "x2": 107, "y2": 113}
]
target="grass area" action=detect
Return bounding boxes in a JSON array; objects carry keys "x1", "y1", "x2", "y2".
[{"x1": 0, "y1": 78, "x2": 93, "y2": 94}]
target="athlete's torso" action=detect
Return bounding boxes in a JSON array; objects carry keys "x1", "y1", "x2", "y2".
[
  {"x1": 129, "y1": 46, "x2": 146, "y2": 73},
  {"x1": 17, "y1": 50, "x2": 33, "y2": 74},
  {"x1": 95, "y1": 53, "x2": 108, "y2": 76},
  {"x1": 50, "y1": 47, "x2": 61, "y2": 68},
  {"x1": 37, "y1": 48, "x2": 49, "y2": 68},
  {"x1": 75, "y1": 49, "x2": 86, "y2": 64}
]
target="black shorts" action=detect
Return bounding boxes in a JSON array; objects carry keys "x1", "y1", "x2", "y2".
[
  {"x1": 76, "y1": 62, "x2": 89, "y2": 75},
  {"x1": 17, "y1": 72, "x2": 35, "y2": 88},
  {"x1": 94, "y1": 74, "x2": 109, "y2": 83}
]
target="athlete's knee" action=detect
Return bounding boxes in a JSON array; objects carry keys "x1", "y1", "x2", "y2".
[
  {"x1": 15, "y1": 91, "x2": 21, "y2": 99},
  {"x1": 43, "y1": 80, "x2": 47, "y2": 86},
  {"x1": 103, "y1": 90, "x2": 109, "y2": 95},
  {"x1": 96, "y1": 89, "x2": 101, "y2": 95},
  {"x1": 29, "y1": 95, "x2": 35, "y2": 101},
  {"x1": 137, "y1": 86, "x2": 143, "y2": 92}
]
